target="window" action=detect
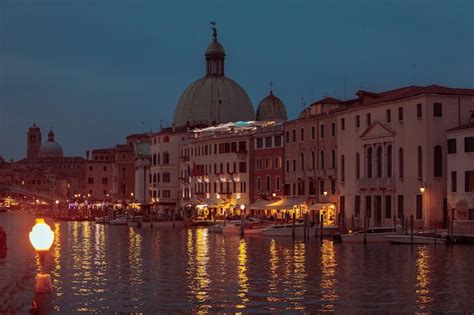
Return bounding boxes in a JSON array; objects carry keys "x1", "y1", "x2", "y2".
[
  {"x1": 312, "y1": 151, "x2": 316, "y2": 169},
  {"x1": 300, "y1": 128, "x2": 305, "y2": 141},
  {"x1": 285, "y1": 131, "x2": 290, "y2": 144},
  {"x1": 311, "y1": 126, "x2": 315, "y2": 140},
  {"x1": 433, "y1": 102, "x2": 442, "y2": 117},
  {"x1": 331, "y1": 149, "x2": 336, "y2": 169},
  {"x1": 103, "y1": 166, "x2": 107, "y2": 171},
  {"x1": 163, "y1": 172, "x2": 170, "y2": 182},
  {"x1": 256, "y1": 138, "x2": 263, "y2": 149},
  {"x1": 366, "y1": 113, "x2": 371, "y2": 126},
  {"x1": 386, "y1": 109, "x2": 391, "y2": 123},
  {"x1": 331, "y1": 123, "x2": 336, "y2": 137},
  {"x1": 465, "y1": 137, "x2": 474, "y2": 152},
  {"x1": 331, "y1": 179, "x2": 336, "y2": 194},
  {"x1": 341, "y1": 155, "x2": 345, "y2": 182},
  {"x1": 320, "y1": 151, "x2": 325, "y2": 169},
  {"x1": 275, "y1": 156, "x2": 282, "y2": 169},
  {"x1": 451, "y1": 171, "x2": 457, "y2": 192},
  {"x1": 385, "y1": 195, "x2": 392, "y2": 219},
  {"x1": 366, "y1": 196, "x2": 372, "y2": 218},
  {"x1": 397, "y1": 195, "x2": 404, "y2": 218},
  {"x1": 89, "y1": 166, "x2": 93, "y2": 171},
  {"x1": 121, "y1": 167, "x2": 126, "y2": 178},
  {"x1": 256, "y1": 158, "x2": 262, "y2": 170},
  {"x1": 238, "y1": 141, "x2": 247, "y2": 152},
  {"x1": 340, "y1": 118, "x2": 345, "y2": 131},
  {"x1": 434, "y1": 145, "x2": 443, "y2": 177},
  {"x1": 417, "y1": 146, "x2": 423, "y2": 179},
  {"x1": 239, "y1": 162, "x2": 247, "y2": 173},
  {"x1": 466, "y1": 171, "x2": 474, "y2": 192},
  {"x1": 356, "y1": 153, "x2": 360, "y2": 179},
  {"x1": 276, "y1": 176, "x2": 281, "y2": 190},
  {"x1": 265, "y1": 157, "x2": 272, "y2": 169},
  {"x1": 319, "y1": 180, "x2": 325, "y2": 195},
  {"x1": 257, "y1": 177, "x2": 262, "y2": 191},
  {"x1": 300, "y1": 152, "x2": 305, "y2": 170},
  {"x1": 292, "y1": 159, "x2": 296, "y2": 172},
  {"x1": 292, "y1": 130, "x2": 296, "y2": 142},
  {"x1": 266, "y1": 176, "x2": 271, "y2": 191},
  {"x1": 355, "y1": 196, "x2": 361, "y2": 217},
  {"x1": 163, "y1": 190, "x2": 171, "y2": 198},
  {"x1": 265, "y1": 136, "x2": 272, "y2": 148},
  {"x1": 398, "y1": 107, "x2": 403, "y2": 121},
  {"x1": 102, "y1": 178, "x2": 108, "y2": 185},
  {"x1": 399, "y1": 148, "x2": 404, "y2": 179},
  {"x1": 286, "y1": 160, "x2": 289, "y2": 173},
  {"x1": 356, "y1": 115, "x2": 360, "y2": 128},
  {"x1": 320, "y1": 125, "x2": 325, "y2": 138},
  {"x1": 417, "y1": 103, "x2": 422, "y2": 118},
  {"x1": 376, "y1": 146, "x2": 382, "y2": 178},
  {"x1": 88, "y1": 177, "x2": 94, "y2": 184},
  {"x1": 416, "y1": 194, "x2": 423, "y2": 220},
  {"x1": 367, "y1": 147, "x2": 373, "y2": 178},
  {"x1": 448, "y1": 139, "x2": 457, "y2": 154},
  {"x1": 163, "y1": 152, "x2": 170, "y2": 164},
  {"x1": 387, "y1": 145, "x2": 392, "y2": 178},
  {"x1": 274, "y1": 135, "x2": 282, "y2": 147}
]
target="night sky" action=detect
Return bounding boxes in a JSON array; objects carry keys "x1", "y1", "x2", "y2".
[{"x1": 0, "y1": 0, "x2": 473, "y2": 160}]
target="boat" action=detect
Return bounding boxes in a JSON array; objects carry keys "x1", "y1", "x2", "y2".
[
  {"x1": 208, "y1": 220, "x2": 242, "y2": 233},
  {"x1": 140, "y1": 220, "x2": 185, "y2": 228},
  {"x1": 109, "y1": 216, "x2": 128, "y2": 225},
  {"x1": 261, "y1": 223, "x2": 308, "y2": 236},
  {"x1": 341, "y1": 226, "x2": 399, "y2": 243},
  {"x1": 385, "y1": 233, "x2": 447, "y2": 244}
]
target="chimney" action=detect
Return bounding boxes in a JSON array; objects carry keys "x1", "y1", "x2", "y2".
[{"x1": 86, "y1": 150, "x2": 90, "y2": 160}]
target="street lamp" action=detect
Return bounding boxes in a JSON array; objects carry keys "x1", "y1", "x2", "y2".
[
  {"x1": 323, "y1": 191, "x2": 328, "y2": 196},
  {"x1": 29, "y1": 219, "x2": 54, "y2": 293},
  {"x1": 272, "y1": 192, "x2": 276, "y2": 198},
  {"x1": 419, "y1": 185, "x2": 425, "y2": 194},
  {"x1": 55, "y1": 200, "x2": 59, "y2": 205}
]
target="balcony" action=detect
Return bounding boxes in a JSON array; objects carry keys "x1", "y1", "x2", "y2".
[
  {"x1": 358, "y1": 177, "x2": 396, "y2": 190},
  {"x1": 296, "y1": 170, "x2": 306, "y2": 178},
  {"x1": 326, "y1": 168, "x2": 336, "y2": 178},
  {"x1": 179, "y1": 155, "x2": 190, "y2": 162}
]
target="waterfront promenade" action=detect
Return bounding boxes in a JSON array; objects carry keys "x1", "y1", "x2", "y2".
[{"x1": 0, "y1": 211, "x2": 473, "y2": 313}]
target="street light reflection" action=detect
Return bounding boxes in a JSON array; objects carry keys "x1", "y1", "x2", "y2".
[
  {"x1": 320, "y1": 239, "x2": 338, "y2": 312},
  {"x1": 416, "y1": 246, "x2": 432, "y2": 309}
]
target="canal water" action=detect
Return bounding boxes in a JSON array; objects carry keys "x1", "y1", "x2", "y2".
[{"x1": 0, "y1": 212, "x2": 473, "y2": 313}]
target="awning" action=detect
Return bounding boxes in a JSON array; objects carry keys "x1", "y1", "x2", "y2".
[
  {"x1": 248, "y1": 197, "x2": 307, "y2": 210},
  {"x1": 309, "y1": 202, "x2": 336, "y2": 211}
]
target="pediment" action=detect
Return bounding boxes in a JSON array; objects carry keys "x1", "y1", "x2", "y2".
[{"x1": 360, "y1": 121, "x2": 395, "y2": 140}]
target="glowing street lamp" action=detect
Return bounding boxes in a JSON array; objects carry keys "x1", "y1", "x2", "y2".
[
  {"x1": 54, "y1": 200, "x2": 59, "y2": 205},
  {"x1": 323, "y1": 191, "x2": 328, "y2": 196},
  {"x1": 419, "y1": 185, "x2": 425, "y2": 194},
  {"x1": 272, "y1": 192, "x2": 276, "y2": 198},
  {"x1": 29, "y1": 218, "x2": 54, "y2": 293}
]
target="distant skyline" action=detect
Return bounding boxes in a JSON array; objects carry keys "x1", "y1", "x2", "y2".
[{"x1": 1, "y1": 0, "x2": 473, "y2": 160}]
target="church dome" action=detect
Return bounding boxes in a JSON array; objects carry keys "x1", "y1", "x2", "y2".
[
  {"x1": 256, "y1": 91, "x2": 288, "y2": 121},
  {"x1": 172, "y1": 24, "x2": 255, "y2": 127},
  {"x1": 39, "y1": 130, "x2": 63, "y2": 158}
]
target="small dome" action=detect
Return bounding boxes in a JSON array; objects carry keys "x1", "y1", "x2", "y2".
[
  {"x1": 205, "y1": 40, "x2": 225, "y2": 56},
  {"x1": 39, "y1": 130, "x2": 63, "y2": 157},
  {"x1": 256, "y1": 92, "x2": 288, "y2": 121}
]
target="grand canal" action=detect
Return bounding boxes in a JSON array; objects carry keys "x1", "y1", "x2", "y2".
[{"x1": 0, "y1": 212, "x2": 473, "y2": 313}]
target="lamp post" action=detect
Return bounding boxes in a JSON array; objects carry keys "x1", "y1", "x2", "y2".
[
  {"x1": 240, "y1": 204, "x2": 246, "y2": 237},
  {"x1": 29, "y1": 218, "x2": 55, "y2": 313}
]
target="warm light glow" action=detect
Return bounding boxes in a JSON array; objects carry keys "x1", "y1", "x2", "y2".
[
  {"x1": 36, "y1": 199, "x2": 40, "y2": 204},
  {"x1": 87, "y1": 193, "x2": 91, "y2": 198},
  {"x1": 236, "y1": 193, "x2": 241, "y2": 199},
  {"x1": 131, "y1": 192, "x2": 134, "y2": 197},
  {"x1": 323, "y1": 191, "x2": 328, "y2": 196},
  {"x1": 55, "y1": 200, "x2": 59, "y2": 205},
  {"x1": 240, "y1": 204, "x2": 245, "y2": 211},
  {"x1": 420, "y1": 186, "x2": 425, "y2": 194},
  {"x1": 29, "y1": 218, "x2": 55, "y2": 251},
  {"x1": 272, "y1": 192, "x2": 276, "y2": 198}
]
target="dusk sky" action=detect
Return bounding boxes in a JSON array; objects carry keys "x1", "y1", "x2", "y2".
[{"x1": 0, "y1": 0, "x2": 473, "y2": 160}]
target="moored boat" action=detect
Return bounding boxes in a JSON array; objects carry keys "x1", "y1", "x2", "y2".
[
  {"x1": 109, "y1": 216, "x2": 128, "y2": 225},
  {"x1": 385, "y1": 234, "x2": 447, "y2": 244},
  {"x1": 341, "y1": 227, "x2": 399, "y2": 243},
  {"x1": 261, "y1": 223, "x2": 307, "y2": 236}
]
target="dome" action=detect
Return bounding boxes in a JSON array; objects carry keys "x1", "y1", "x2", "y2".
[
  {"x1": 256, "y1": 92, "x2": 288, "y2": 121},
  {"x1": 172, "y1": 25, "x2": 255, "y2": 127},
  {"x1": 39, "y1": 130, "x2": 63, "y2": 158},
  {"x1": 173, "y1": 76, "x2": 255, "y2": 127}
]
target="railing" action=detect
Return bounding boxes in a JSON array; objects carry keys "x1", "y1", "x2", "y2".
[
  {"x1": 357, "y1": 177, "x2": 396, "y2": 190},
  {"x1": 326, "y1": 168, "x2": 336, "y2": 177}
]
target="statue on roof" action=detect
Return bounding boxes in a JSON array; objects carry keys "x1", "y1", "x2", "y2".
[{"x1": 210, "y1": 21, "x2": 217, "y2": 41}]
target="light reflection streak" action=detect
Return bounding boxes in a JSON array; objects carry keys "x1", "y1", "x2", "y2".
[
  {"x1": 128, "y1": 227, "x2": 144, "y2": 305},
  {"x1": 187, "y1": 228, "x2": 210, "y2": 312},
  {"x1": 236, "y1": 239, "x2": 249, "y2": 309},
  {"x1": 292, "y1": 241, "x2": 306, "y2": 311},
  {"x1": 268, "y1": 239, "x2": 279, "y2": 299},
  {"x1": 52, "y1": 223, "x2": 62, "y2": 297},
  {"x1": 93, "y1": 223, "x2": 107, "y2": 294},
  {"x1": 320, "y1": 239, "x2": 338, "y2": 312},
  {"x1": 415, "y1": 246, "x2": 432, "y2": 310}
]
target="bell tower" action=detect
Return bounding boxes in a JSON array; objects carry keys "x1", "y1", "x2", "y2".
[{"x1": 27, "y1": 124, "x2": 41, "y2": 160}]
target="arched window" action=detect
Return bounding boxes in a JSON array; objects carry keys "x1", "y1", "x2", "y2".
[
  {"x1": 387, "y1": 145, "x2": 392, "y2": 178},
  {"x1": 331, "y1": 149, "x2": 336, "y2": 169},
  {"x1": 312, "y1": 151, "x2": 316, "y2": 170},
  {"x1": 377, "y1": 146, "x2": 382, "y2": 178},
  {"x1": 257, "y1": 177, "x2": 262, "y2": 191},
  {"x1": 163, "y1": 152, "x2": 169, "y2": 165},
  {"x1": 320, "y1": 150, "x2": 325, "y2": 169},
  {"x1": 122, "y1": 167, "x2": 126, "y2": 178},
  {"x1": 356, "y1": 153, "x2": 360, "y2": 179},
  {"x1": 417, "y1": 146, "x2": 423, "y2": 178},
  {"x1": 276, "y1": 176, "x2": 281, "y2": 190},
  {"x1": 434, "y1": 145, "x2": 442, "y2": 177},
  {"x1": 300, "y1": 152, "x2": 305, "y2": 171},
  {"x1": 399, "y1": 148, "x2": 404, "y2": 179},
  {"x1": 266, "y1": 176, "x2": 271, "y2": 191},
  {"x1": 341, "y1": 154, "x2": 345, "y2": 182},
  {"x1": 367, "y1": 147, "x2": 373, "y2": 178}
]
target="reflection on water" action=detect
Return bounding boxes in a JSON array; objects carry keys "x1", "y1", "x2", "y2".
[
  {"x1": 0, "y1": 213, "x2": 473, "y2": 313},
  {"x1": 236, "y1": 239, "x2": 249, "y2": 309},
  {"x1": 320, "y1": 239, "x2": 338, "y2": 312},
  {"x1": 416, "y1": 246, "x2": 432, "y2": 310}
]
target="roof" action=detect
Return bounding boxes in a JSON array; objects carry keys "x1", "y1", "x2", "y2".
[
  {"x1": 309, "y1": 96, "x2": 343, "y2": 106},
  {"x1": 447, "y1": 121, "x2": 474, "y2": 132},
  {"x1": 256, "y1": 93, "x2": 288, "y2": 121}
]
